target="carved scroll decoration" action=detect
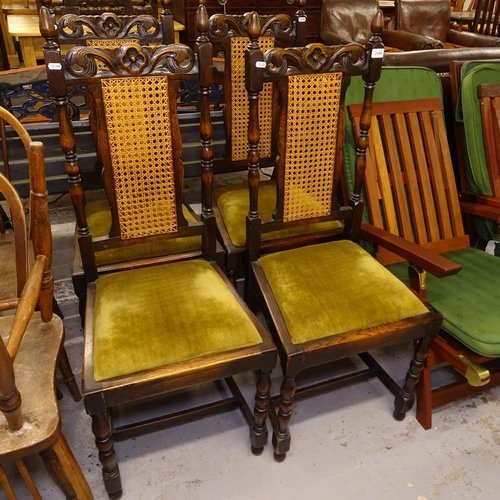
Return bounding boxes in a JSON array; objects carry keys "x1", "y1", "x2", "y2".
[
  {"x1": 57, "y1": 13, "x2": 161, "y2": 40},
  {"x1": 208, "y1": 13, "x2": 295, "y2": 39},
  {"x1": 264, "y1": 43, "x2": 368, "y2": 76},
  {"x1": 64, "y1": 43, "x2": 195, "y2": 78}
]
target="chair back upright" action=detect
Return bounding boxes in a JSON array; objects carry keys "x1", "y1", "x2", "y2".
[
  {"x1": 245, "y1": 10, "x2": 384, "y2": 260},
  {"x1": 0, "y1": 107, "x2": 53, "y2": 431},
  {"x1": 39, "y1": 2, "x2": 215, "y2": 284},
  {"x1": 208, "y1": 0, "x2": 306, "y2": 170},
  {"x1": 471, "y1": 0, "x2": 500, "y2": 36},
  {"x1": 396, "y1": 0, "x2": 451, "y2": 41}
]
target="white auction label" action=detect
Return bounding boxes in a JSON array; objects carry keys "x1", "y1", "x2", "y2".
[
  {"x1": 256, "y1": 61, "x2": 266, "y2": 68},
  {"x1": 48, "y1": 63, "x2": 62, "y2": 70},
  {"x1": 371, "y1": 48, "x2": 384, "y2": 59},
  {"x1": 298, "y1": 16, "x2": 306, "y2": 22}
]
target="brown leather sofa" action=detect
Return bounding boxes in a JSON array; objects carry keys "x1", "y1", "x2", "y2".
[
  {"x1": 395, "y1": 0, "x2": 500, "y2": 48},
  {"x1": 320, "y1": 0, "x2": 438, "y2": 50}
]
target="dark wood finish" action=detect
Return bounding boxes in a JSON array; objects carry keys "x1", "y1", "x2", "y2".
[
  {"x1": 0, "y1": 108, "x2": 92, "y2": 499},
  {"x1": 245, "y1": 10, "x2": 444, "y2": 461},
  {"x1": 172, "y1": 0, "x2": 320, "y2": 54},
  {"x1": 471, "y1": 0, "x2": 500, "y2": 36},
  {"x1": 41, "y1": 3, "x2": 277, "y2": 497},
  {"x1": 349, "y1": 94, "x2": 500, "y2": 430}
]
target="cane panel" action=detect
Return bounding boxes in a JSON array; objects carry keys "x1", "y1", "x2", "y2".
[
  {"x1": 101, "y1": 76, "x2": 177, "y2": 239},
  {"x1": 283, "y1": 72, "x2": 342, "y2": 222},
  {"x1": 230, "y1": 36, "x2": 274, "y2": 162}
]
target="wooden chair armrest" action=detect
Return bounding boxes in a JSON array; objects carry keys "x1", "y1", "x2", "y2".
[
  {"x1": 459, "y1": 200, "x2": 500, "y2": 221},
  {"x1": 459, "y1": 192, "x2": 500, "y2": 210},
  {"x1": 360, "y1": 222, "x2": 462, "y2": 278},
  {"x1": 7, "y1": 255, "x2": 46, "y2": 359}
]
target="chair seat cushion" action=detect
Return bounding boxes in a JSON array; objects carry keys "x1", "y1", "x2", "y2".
[
  {"x1": 258, "y1": 239, "x2": 428, "y2": 345},
  {"x1": 86, "y1": 199, "x2": 201, "y2": 267},
  {"x1": 214, "y1": 180, "x2": 343, "y2": 248},
  {"x1": 388, "y1": 247, "x2": 500, "y2": 357},
  {"x1": 93, "y1": 260, "x2": 263, "y2": 381}
]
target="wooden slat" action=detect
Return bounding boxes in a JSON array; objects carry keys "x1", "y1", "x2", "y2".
[
  {"x1": 16, "y1": 459, "x2": 42, "y2": 500},
  {"x1": 406, "y1": 111, "x2": 440, "y2": 241},
  {"x1": 432, "y1": 110, "x2": 465, "y2": 236},
  {"x1": 393, "y1": 111, "x2": 428, "y2": 243},
  {"x1": 489, "y1": 96, "x2": 500, "y2": 196},
  {"x1": 371, "y1": 117, "x2": 400, "y2": 235},
  {"x1": 420, "y1": 109, "x2": 454, "y2": 239},
  {"x1": 380, "y1": 114, "x2": 414, "y2": 240}
]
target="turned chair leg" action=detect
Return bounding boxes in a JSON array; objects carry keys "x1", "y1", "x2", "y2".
[
  {"x1": 58, "y1": 346, "x2": 82, "y2": 402},
  {"x1": 394, "y1": 335, "x2": 432, "y2": 421},
  {"x1": 50, "y1": 433, "x2": 94, "y2": 500},
  {"x1": 250, "y1": 370, "x2": 272, "y2": 456},
  {"x1": 272, "y1": 375, "x2": 296, "y2": 462},
  {"x1": 90, "y1": 412, "x2": 122, "y2": 499}
]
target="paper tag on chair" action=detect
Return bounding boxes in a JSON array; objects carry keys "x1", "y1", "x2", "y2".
[
  {"x1": 256, "y1": 61, "x2": 267, "y2": 68},
  {"x1": 48, "y1": 63, "x2": 62, "y2": 70},
  {"x1": 371, "y1": 48, "x2": 384, "y2": 59},
  {"x1": 298, "y1": 16, "x2": 306, "y2": 22}
]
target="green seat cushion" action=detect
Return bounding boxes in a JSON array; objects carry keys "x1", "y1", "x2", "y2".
[
  {"x1": 214, "y1": 180, "x2": 342, "y2": 248},
  {"x1": 258, "y1": 239, "x2": 428, "y2": 345},
  {"x1": 93, "y1": 260, "x2": 263, "y2": 381},
  {"x1": 388, "y1": 247, "x2": 500, "y2": 357},
  {"x1": 86, "y1": 199, "x2": 201, "y2": 267}
]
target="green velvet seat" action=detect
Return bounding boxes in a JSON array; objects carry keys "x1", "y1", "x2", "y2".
[
  {"x1": 214, "y1": 180, "x2": 343, "y2": 249},
  {"x1": 260, "y1": 240, "x2": 428, "y2": 345},
  {"x1": 86, "y1": 199, "x2": 202, "y2": 267},
  {"x1": 388, "y1": 247, "x2": 500, "y2": 357},
  {"x1": 93, "y1": 260, "x2": 263, "y2": 381}
]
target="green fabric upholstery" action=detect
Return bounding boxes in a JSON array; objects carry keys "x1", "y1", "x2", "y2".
[
  {"x1": 93, "y1": 260, "x2": 262, "y2": 381},
  {"x1": 388, "y1": 247, "x2": 500, "y2": 357},
  {"x1": 86, "y1": 199, "x2": 201, "y2": 266},
  {"x1": 258, "y1": 239, "x2": 428, "y2": 345},
  {"x1": 459, "y1": 62, "x2": 500, "y2": 197},
  {"x1": 214, "y1": 180, "x2": 342, "y2": 248},
  {"x1": 457, "y1": 62, "x2": 500, "y2": 243}
]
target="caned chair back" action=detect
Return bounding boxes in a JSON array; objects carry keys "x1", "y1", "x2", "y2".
[
  {"x1": 39, "y1": 3, "x2": 215, "y2": 280},
  {"x1": 208, "y1": 6, "x2": 306, "y2": 168},
  {"x1": 245, "y1": 10, "x2": 384, "y2": 258},
  {"x1": 348, "y1": 98, "x2": 469, "y2": 265}
]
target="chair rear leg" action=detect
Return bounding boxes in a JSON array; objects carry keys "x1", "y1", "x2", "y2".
[
  {"x1": 416, "y1": 356, "x2": 433, "y2": 430},
  {"x1": 40, "y1": 446, "x2": 77, "y2": 499},
  {"x1": 58, "y1": 346, "x2": 82, "y2": 402},
  {"x1": 50, "y1": 433, "x2": 94, "y2": 500},
  {"x1": 250, "y1": 370, "x2": 272, "y2": 455},
  {"x1": 394, "y1": 335, "x2": 432, "y2": 421},
  {"x1": 272, "y1": 375, "x2": 296, "y2": 462}
]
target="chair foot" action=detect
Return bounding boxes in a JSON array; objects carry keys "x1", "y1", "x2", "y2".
[
  {"x1": 393, "y1": 408, "x2": 406, "y2": 422},
  {"x1": 273, "y1": 451, "x2": 286, "y2": 463},
  {"x1": 251, "y1": 446, "x2": 264, "y2": 456}
]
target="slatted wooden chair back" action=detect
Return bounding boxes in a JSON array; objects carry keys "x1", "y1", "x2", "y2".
[
  {"x1": 477, "y1": 83, "x2": 500, "y2": 196},
  {"x1": 208, "y1": 2, "x2": 307, "y2": 171},
  {"x1": 471, "y1": 0, "x2": 500, "y2": 36},
  {"x1": 348, "y1": 98, "x2": 469, "y2": 265},
  {"x1": 40, "y1": 4, "x2": 215, "y2": 280},
  {"x1": 245, "y1": 11, "x2": 384, "y2": 257}
]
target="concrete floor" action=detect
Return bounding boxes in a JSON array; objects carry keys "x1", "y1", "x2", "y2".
[{"x1": 3, "y1": 189, "x2": 500, "y2": 500}]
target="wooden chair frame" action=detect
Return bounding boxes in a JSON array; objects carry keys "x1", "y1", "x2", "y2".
[
  {"x1": 41, "y1": 4, "x2": 277, "y2": 497},
  {"x1": 348, "y1": 94, "x2": 500, "y2": 430},
  {"x1": 245, "y1": 11, "x2": 457, "y2": 461}
]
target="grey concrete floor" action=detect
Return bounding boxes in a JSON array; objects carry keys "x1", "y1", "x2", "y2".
[{"x1": 3, "y1": 188, "x2": 500, "y2": 500}]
